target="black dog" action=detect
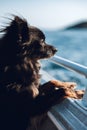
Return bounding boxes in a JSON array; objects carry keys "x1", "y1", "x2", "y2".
[{"x1": 0, "y1": 16, "x2": 66, "y2": 130}]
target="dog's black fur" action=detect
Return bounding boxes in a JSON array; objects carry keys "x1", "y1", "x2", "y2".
[{"x1": 0, "y1": 16, "x2": 65, "y2": 130}]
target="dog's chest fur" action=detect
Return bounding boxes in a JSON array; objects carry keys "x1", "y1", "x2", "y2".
[{"x1": 22, "y1": 58, "x2": 41, "y2": 88}]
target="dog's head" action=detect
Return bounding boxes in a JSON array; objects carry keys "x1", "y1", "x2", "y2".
[
  {"x1": 27, "y1": 26, "x2": 57, "y2": 59},
  {"x1": 0, "y1": 16, "x2": 57, "y2": 62}
]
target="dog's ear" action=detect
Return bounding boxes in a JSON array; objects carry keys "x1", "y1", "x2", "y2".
[
  {"x1": 14, "y1": 16, "x2": 29, "y2": 43},
  {"x1": 0, "y1": 15, "x2": 29, "y2": 43}
]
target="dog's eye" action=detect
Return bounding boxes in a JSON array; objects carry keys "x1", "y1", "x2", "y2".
[{"x1": 34, "y1": 42, "x2": 42, "y2": 48}]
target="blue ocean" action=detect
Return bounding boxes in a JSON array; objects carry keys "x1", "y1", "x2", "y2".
[{"x1": 41, "y1": 29, "x2": 87, "y2": 89}]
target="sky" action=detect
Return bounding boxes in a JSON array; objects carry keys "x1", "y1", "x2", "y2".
[{"x1": 0, "y1": 0, "x2": 87, "y2": 30}]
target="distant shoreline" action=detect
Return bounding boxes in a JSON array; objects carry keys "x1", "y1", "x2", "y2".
[{"x1": 65, "y1": 21, "x2": 87, "y2": 30}]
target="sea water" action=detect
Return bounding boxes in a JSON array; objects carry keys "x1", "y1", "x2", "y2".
[{"x1": 41, "y1": 29, "x2": 87, "y2": 89}]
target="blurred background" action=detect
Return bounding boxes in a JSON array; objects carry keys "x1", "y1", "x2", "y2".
[
  {"x1": 0, "y1": 0, "x2": 87, "y2": 88},
  {"x1": 0, "y1": 0, "x2": 87, "y2": 30}
]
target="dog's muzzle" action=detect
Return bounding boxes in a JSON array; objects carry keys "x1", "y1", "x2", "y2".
[{"x1": 46, "y1": 46, "x2": 58, "y2": 57}]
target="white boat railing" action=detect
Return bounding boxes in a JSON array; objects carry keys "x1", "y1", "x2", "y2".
[{"x1": 49, "y1": 55, "x2": 87, "y2": 110}]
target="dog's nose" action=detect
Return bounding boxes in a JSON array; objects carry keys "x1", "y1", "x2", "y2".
[{"x1": 53, "y1": 48, "x2": 58, "y2": 53}]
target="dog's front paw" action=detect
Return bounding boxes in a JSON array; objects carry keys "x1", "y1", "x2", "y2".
[
  {"x1": 63, "y1": 82, "x2": 77, "y2": 89},
  {"x1": 64, "y1": 89, "x2": 85, "y2": 99},
  {"x1": 75, "y1": 90, "x2": 85, "y2": 99},
  {"x1": 50, "y1": 80, "x2": 77, "y2": 89}
]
